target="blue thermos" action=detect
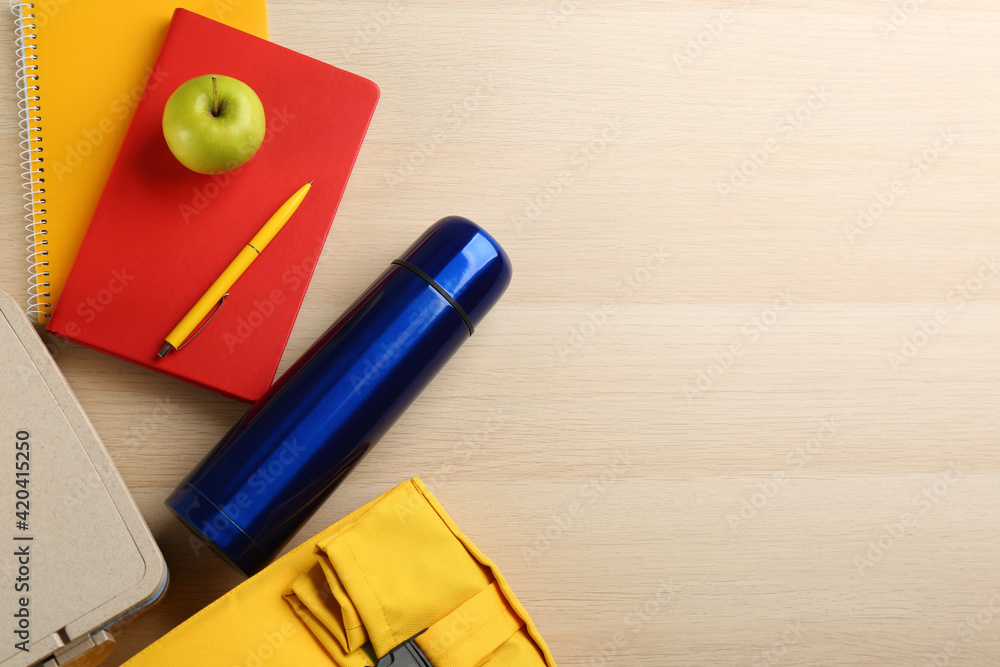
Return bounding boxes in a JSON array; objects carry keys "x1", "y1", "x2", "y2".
[{"x1": 166, "y1": 216, "x2": 511, "y2": 575}]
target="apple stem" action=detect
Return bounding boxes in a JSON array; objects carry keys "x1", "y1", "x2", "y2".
[{"x1": 212, "y1": 76, "x2": 220, "y2": 117}]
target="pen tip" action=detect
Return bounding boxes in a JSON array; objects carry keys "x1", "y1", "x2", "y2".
[{"x1": 308, "y1": 180, "x2": 314, "y2": 185}]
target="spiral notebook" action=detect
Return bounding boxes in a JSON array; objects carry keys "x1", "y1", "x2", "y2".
[
  {"x1": 47, "y1": 9, "x2": 381, "y2": 403},
  {"x1": 11, "y1": 0, "x2": 268, "y2": 323}
]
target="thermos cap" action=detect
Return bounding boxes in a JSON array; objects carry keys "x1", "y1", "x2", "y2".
[{"x1": 396, "y1": 216, "x2": 512, "y2": 332}]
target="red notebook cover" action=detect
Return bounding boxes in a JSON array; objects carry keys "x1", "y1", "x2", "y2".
[{"x1": 47, "y1": 8, "x2": 380, "y2": 403}]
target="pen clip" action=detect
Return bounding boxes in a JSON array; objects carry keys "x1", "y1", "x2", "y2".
[{"x1": 176, "y1": 293, "x2": 229, "y2": 351}]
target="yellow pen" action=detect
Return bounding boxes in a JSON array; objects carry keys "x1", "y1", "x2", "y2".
[{"x1": 157, "y1": 181, "x2": 313, "y2": 359}]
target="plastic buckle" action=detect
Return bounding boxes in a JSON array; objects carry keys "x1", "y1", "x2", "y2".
[{"x1": 372, "y1": 630, "x2": 433, "y2": 667}]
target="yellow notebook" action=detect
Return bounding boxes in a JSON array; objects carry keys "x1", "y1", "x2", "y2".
[{"x1": 12, "y1": 0, "x2": 269, "y2": 323}]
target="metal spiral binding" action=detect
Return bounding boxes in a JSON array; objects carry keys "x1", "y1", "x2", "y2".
[{"x1": 11, "y1": 0, "x2": 48, "y2": 321}]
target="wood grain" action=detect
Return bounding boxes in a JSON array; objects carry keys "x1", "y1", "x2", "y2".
[{"x1": 2, "y1": 1, "x2": 1000, "y2": 664}]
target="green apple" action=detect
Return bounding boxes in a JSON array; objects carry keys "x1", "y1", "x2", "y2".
[{"x1": 162, "y1": 74, "x2": 266, "y2": 175}]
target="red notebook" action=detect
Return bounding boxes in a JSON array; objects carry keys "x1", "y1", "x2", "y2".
[{"x1": 48, "y1": 9, "x2": 380, "y2": 403}]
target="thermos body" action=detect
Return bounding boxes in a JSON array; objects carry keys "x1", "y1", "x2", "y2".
[{"x1": 167, "y1": 217, "x2": 511, "y2": 575}]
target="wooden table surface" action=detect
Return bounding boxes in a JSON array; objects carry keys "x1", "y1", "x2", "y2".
[{"x1": 3, "y1": 1, "x2": 1000, "y2": 665}]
